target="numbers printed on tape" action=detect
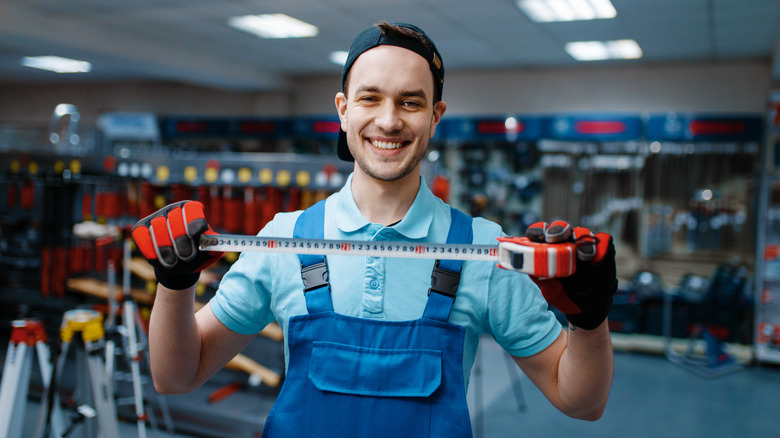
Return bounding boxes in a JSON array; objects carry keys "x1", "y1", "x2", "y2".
[
  {"x1": 200, "y1": 234, "x2": 498, "y2": 261},
  {"x1": 199, "y1": 234, "x2": 577, "y2": 278}
]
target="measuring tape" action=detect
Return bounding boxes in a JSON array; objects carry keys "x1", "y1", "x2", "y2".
[{"x1": 200, "y1": 234, "x2": 577, "y2": 278}]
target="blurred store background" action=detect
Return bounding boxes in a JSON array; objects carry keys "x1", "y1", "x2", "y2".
[{"x1": 0, "y1": 1, "x2": 779, "y2": 437}]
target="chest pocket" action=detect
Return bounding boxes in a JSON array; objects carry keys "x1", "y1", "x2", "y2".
[{"x1": 309, "y1": 341, "x2": 442, "y2": 397}]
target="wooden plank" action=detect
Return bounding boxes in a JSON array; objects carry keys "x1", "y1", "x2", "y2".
[
  {"x1": 67, "y1": 277, "x2": 154, "y2": 305},
  {"x1": 223, "y1": 353, "x2": 281, "y2": 388}
]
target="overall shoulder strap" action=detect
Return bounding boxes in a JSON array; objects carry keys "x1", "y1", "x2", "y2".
[
  {"x1": 422, "y1": 207, "x2": 473, "y2": 321},
  {"x1": 293, "y1": 199, "x2": 333, "y2": 314}
]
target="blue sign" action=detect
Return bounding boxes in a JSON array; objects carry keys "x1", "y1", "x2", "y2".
[
  {"x1": 438, "y1": 116, "x2": 543, "y2": 141},
  {"x1": 541, "y1": 115, "x2": 642, "y2": 141},
  {"x1": 646, "y1": 113, "x2": 763, "y2": 141},
  {"x1": 293, "y1": 116, "x2": 341, "y2": 139}
]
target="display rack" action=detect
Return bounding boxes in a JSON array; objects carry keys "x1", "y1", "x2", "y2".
[
  {"x1": 0, "y1": 148, "x2": 353, "y2": 190},
  {"x1": 0, "y1": 108, "x2": 769, "y2": 350},
  {"x1": 754, "y1": 92, "x2": 780, "y2": 364}
]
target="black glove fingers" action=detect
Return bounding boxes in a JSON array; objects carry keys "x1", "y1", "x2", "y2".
[
  {"x1": 185, "y1": 218, "x2": 208, "y2": 239},
  {"x1": 162, "y1": 203, "x2": 198, "y2": 263},
  {"x1": 182, "y1": 201, "x2": 210, "y2": 260},
  {"x1": 525, "y1": 221, "x2": 547, "y2": 242},
  {"x1": 149, "y1": 216, "x2": 177, "y2": 268},
  {"x1": 545, "y1": 220, "x2": 571, "y2": 243},
  {"x1": 572, "y1": 227, "x2": 597, "y2": 262},
  {"x1": 173, "y1": 235, "x2": 196, "y2": 260}
]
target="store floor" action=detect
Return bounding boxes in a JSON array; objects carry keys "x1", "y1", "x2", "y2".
[
  {"x1": 469, "y1": 336, "x2": 780, "y2": 438},
  {"x1": 11, "y1": 335, "x2": 780, "y2": 437}
]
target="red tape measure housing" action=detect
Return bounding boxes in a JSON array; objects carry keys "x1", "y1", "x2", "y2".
[{"x1": 497, "y1": 236, "x2": 576, "y2": 278}]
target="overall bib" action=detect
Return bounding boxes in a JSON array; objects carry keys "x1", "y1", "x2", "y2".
[{"x1": 261, "y1": 200, "x2": 474, "y2": 438}]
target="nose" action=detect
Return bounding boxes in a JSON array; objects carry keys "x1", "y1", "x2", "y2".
[{"x1": 374, "y1": 101, "x2": 403, "y2": 133}]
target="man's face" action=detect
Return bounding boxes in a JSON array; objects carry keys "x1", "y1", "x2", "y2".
[{"x1": 336, "y1": 45, "x2": 446, "y2": 182}]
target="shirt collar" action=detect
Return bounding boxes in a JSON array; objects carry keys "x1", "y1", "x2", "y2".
[{"x1": 335, "y1": 173, "x2": 435, "y2": 239}]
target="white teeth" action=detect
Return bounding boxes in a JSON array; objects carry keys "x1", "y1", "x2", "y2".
[{"x1": 371, "y1": 140, "x2": 403, "y2": 150}]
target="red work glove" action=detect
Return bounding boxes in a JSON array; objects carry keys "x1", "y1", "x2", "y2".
[
  {"x1": 131, "y1": 200, "x2": 223, "y2": 290},
  {"x1": 526, "y1": 220, "x2": 617, "y2": 330}
]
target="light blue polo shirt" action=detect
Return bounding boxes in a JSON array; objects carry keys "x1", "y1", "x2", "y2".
[{"x1": 210, "y1": 174, "x2": 561, "y2": 387}]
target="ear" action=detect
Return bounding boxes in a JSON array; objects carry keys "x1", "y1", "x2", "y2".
[
  {"x1": 429, "y1": 100, "x2": 447, "y2": 138},
  {"x1": 335, "y1": 92, "x2": 348, "y2": 131}
]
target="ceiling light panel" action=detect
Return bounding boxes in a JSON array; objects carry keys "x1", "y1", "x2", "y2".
[
  {"x1": 329, "y1": 51, "x2": 348, "y2": 66},
  {"x1": 565, "y1": 39, "x2": 643, "y2": 61},
  {"x1": 565, "y1": 41, "x2": 610, "y2": 60},
  {"x1": 228, "y1": 13, "x2": 318, "y2": 39},
  {"x1": 607, "y1": 39, "x2": 643, "y2": 59},
  {"x1": 518, "y1": 0, "x2": 617, "y2": 22},
  {"x1": 21, "y1": 56, "x2": 92, "y2": 73}
]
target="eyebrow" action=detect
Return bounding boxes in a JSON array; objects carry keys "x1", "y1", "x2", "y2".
[
  {"x1": 354, "y1": 85, "x2": 429, "y2": 100},
  {"x1": 400, "y1": 89, "x2": 428, "y2": 99}
]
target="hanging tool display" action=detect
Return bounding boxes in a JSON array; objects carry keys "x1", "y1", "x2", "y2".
[
  {"x1": 441, "y1": 116, "x2": 544, "y2": 238},
  {"x1": 641, "y1": 142, "x2": 755, "y2": 257},
  {"x1": 753, "y1": 95, "x2": 780, "y2": 364},
  {"x1": 40, "y1": 173, "x2": 80, "y2": 298}
]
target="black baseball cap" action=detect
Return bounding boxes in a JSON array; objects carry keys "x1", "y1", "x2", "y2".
[{"x1": 337, "y1": 22, "x2": 445, "y2": 161}]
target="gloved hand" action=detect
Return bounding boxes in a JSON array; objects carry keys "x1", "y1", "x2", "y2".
[
  {"x1": 526, "y1": 220, "x2": 617, "y2": 330},
  {"x1": 131, "y1": 200, "x2": 223, "y2": 290}
]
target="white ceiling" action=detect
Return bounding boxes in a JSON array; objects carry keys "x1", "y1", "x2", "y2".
[{"x1": 0, "y1": 0, "x2": 778, "y2": 91}]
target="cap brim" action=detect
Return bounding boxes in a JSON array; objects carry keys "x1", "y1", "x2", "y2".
[{"x1": 337, "y1": 129, "x2": 354, "y2": 161}]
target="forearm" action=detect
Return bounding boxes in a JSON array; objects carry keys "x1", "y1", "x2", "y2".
[
  {"x1": 557, "y1": 320, "x2": 614, "y2": 420},
  {"x1": 148, "y1": 284, "x2": 203, "y2": 394}
]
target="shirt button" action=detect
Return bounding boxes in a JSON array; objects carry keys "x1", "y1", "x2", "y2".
[{"x1": 370, "y1": 280, "x2": 379, "y2": 289}]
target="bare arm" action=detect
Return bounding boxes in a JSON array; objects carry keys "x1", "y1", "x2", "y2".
[
  {"x1": 148, "y1": 284, "x2": 256, "y2": 394},
  {"x1": 512, "y1": 320, "x2": 613, "y2": 421}
]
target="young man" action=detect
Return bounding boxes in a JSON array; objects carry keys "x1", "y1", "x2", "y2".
[{"x1": 132, "y1": 21, "x2": 616, "y2": 437}]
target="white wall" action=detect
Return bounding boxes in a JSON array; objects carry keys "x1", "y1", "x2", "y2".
[
  {"x1": 0, "y1": 81, "x2": 292, "y2": 126},
  {"x1": 0, "y1": 59, "x2": 773, "y2": 128},
  {"x1": 293, "y1": 59, "x2": 774, "y2": 116}
]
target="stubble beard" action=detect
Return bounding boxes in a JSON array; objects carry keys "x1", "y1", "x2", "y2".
[
  {"x1": 350, "y1": 134, "x2": 430, "y2": 182},
  {"x1": 348, "y1": 116, "x2": 430, "y2": 181}
]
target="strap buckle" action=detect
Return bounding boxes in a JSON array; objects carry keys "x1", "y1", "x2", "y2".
[
  {"x1": 428, "y1": 262, "x2": 460, "y2": 298},
  {"x1": 301, "y1": 262, "x2": 329, "y2": 292}
]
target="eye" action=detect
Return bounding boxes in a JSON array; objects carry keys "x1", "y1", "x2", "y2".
[{"x1": 401, "y1": 100, "x2": 423, "y2": 108}]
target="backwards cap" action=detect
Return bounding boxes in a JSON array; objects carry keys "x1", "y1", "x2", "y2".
[{"x1": 337, "y1": 22, "x2": 445, "y2": 161}]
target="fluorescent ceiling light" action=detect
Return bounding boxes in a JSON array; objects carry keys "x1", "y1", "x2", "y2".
[
  {"x1": 329, "y1": 51, "x2": 348, "y2": 66},
  {"x1": 566, "y1": 41, "x2": 609, "y2": 61},
  {"x1": 21, "y1": 56, "x2": 91, "y2": 73},
  {"x1": 565, "y1": 39, "x2": 642, "y2": 61},
  {"x1": 228, "y1": 13, "x2": 318, "y2": 39},
  {"x1": 607, "y1": 39, "x2": 643, "y2": 59},
  {"x1": 517, "y1": 0, "x2": 617, "y2": 22}
]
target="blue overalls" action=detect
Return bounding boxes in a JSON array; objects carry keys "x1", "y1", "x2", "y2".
[{"x1": 261, "y1": 200, "x2": 474, "y2": 438}]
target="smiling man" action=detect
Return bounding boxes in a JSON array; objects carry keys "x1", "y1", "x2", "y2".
[
  {"x1": 132, "y1": 21, "x2": 617, "y2": 438},
  {"x1": 337, "y1": 44, "x2": 444, "y2": 180},
  {"x1": 334, "y1": 25, "x2": 448, "y2": 226}
]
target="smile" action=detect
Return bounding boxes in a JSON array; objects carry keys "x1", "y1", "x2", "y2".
[{"x1": 370, "y1": 139, "x2": 405, "y2": 150}]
